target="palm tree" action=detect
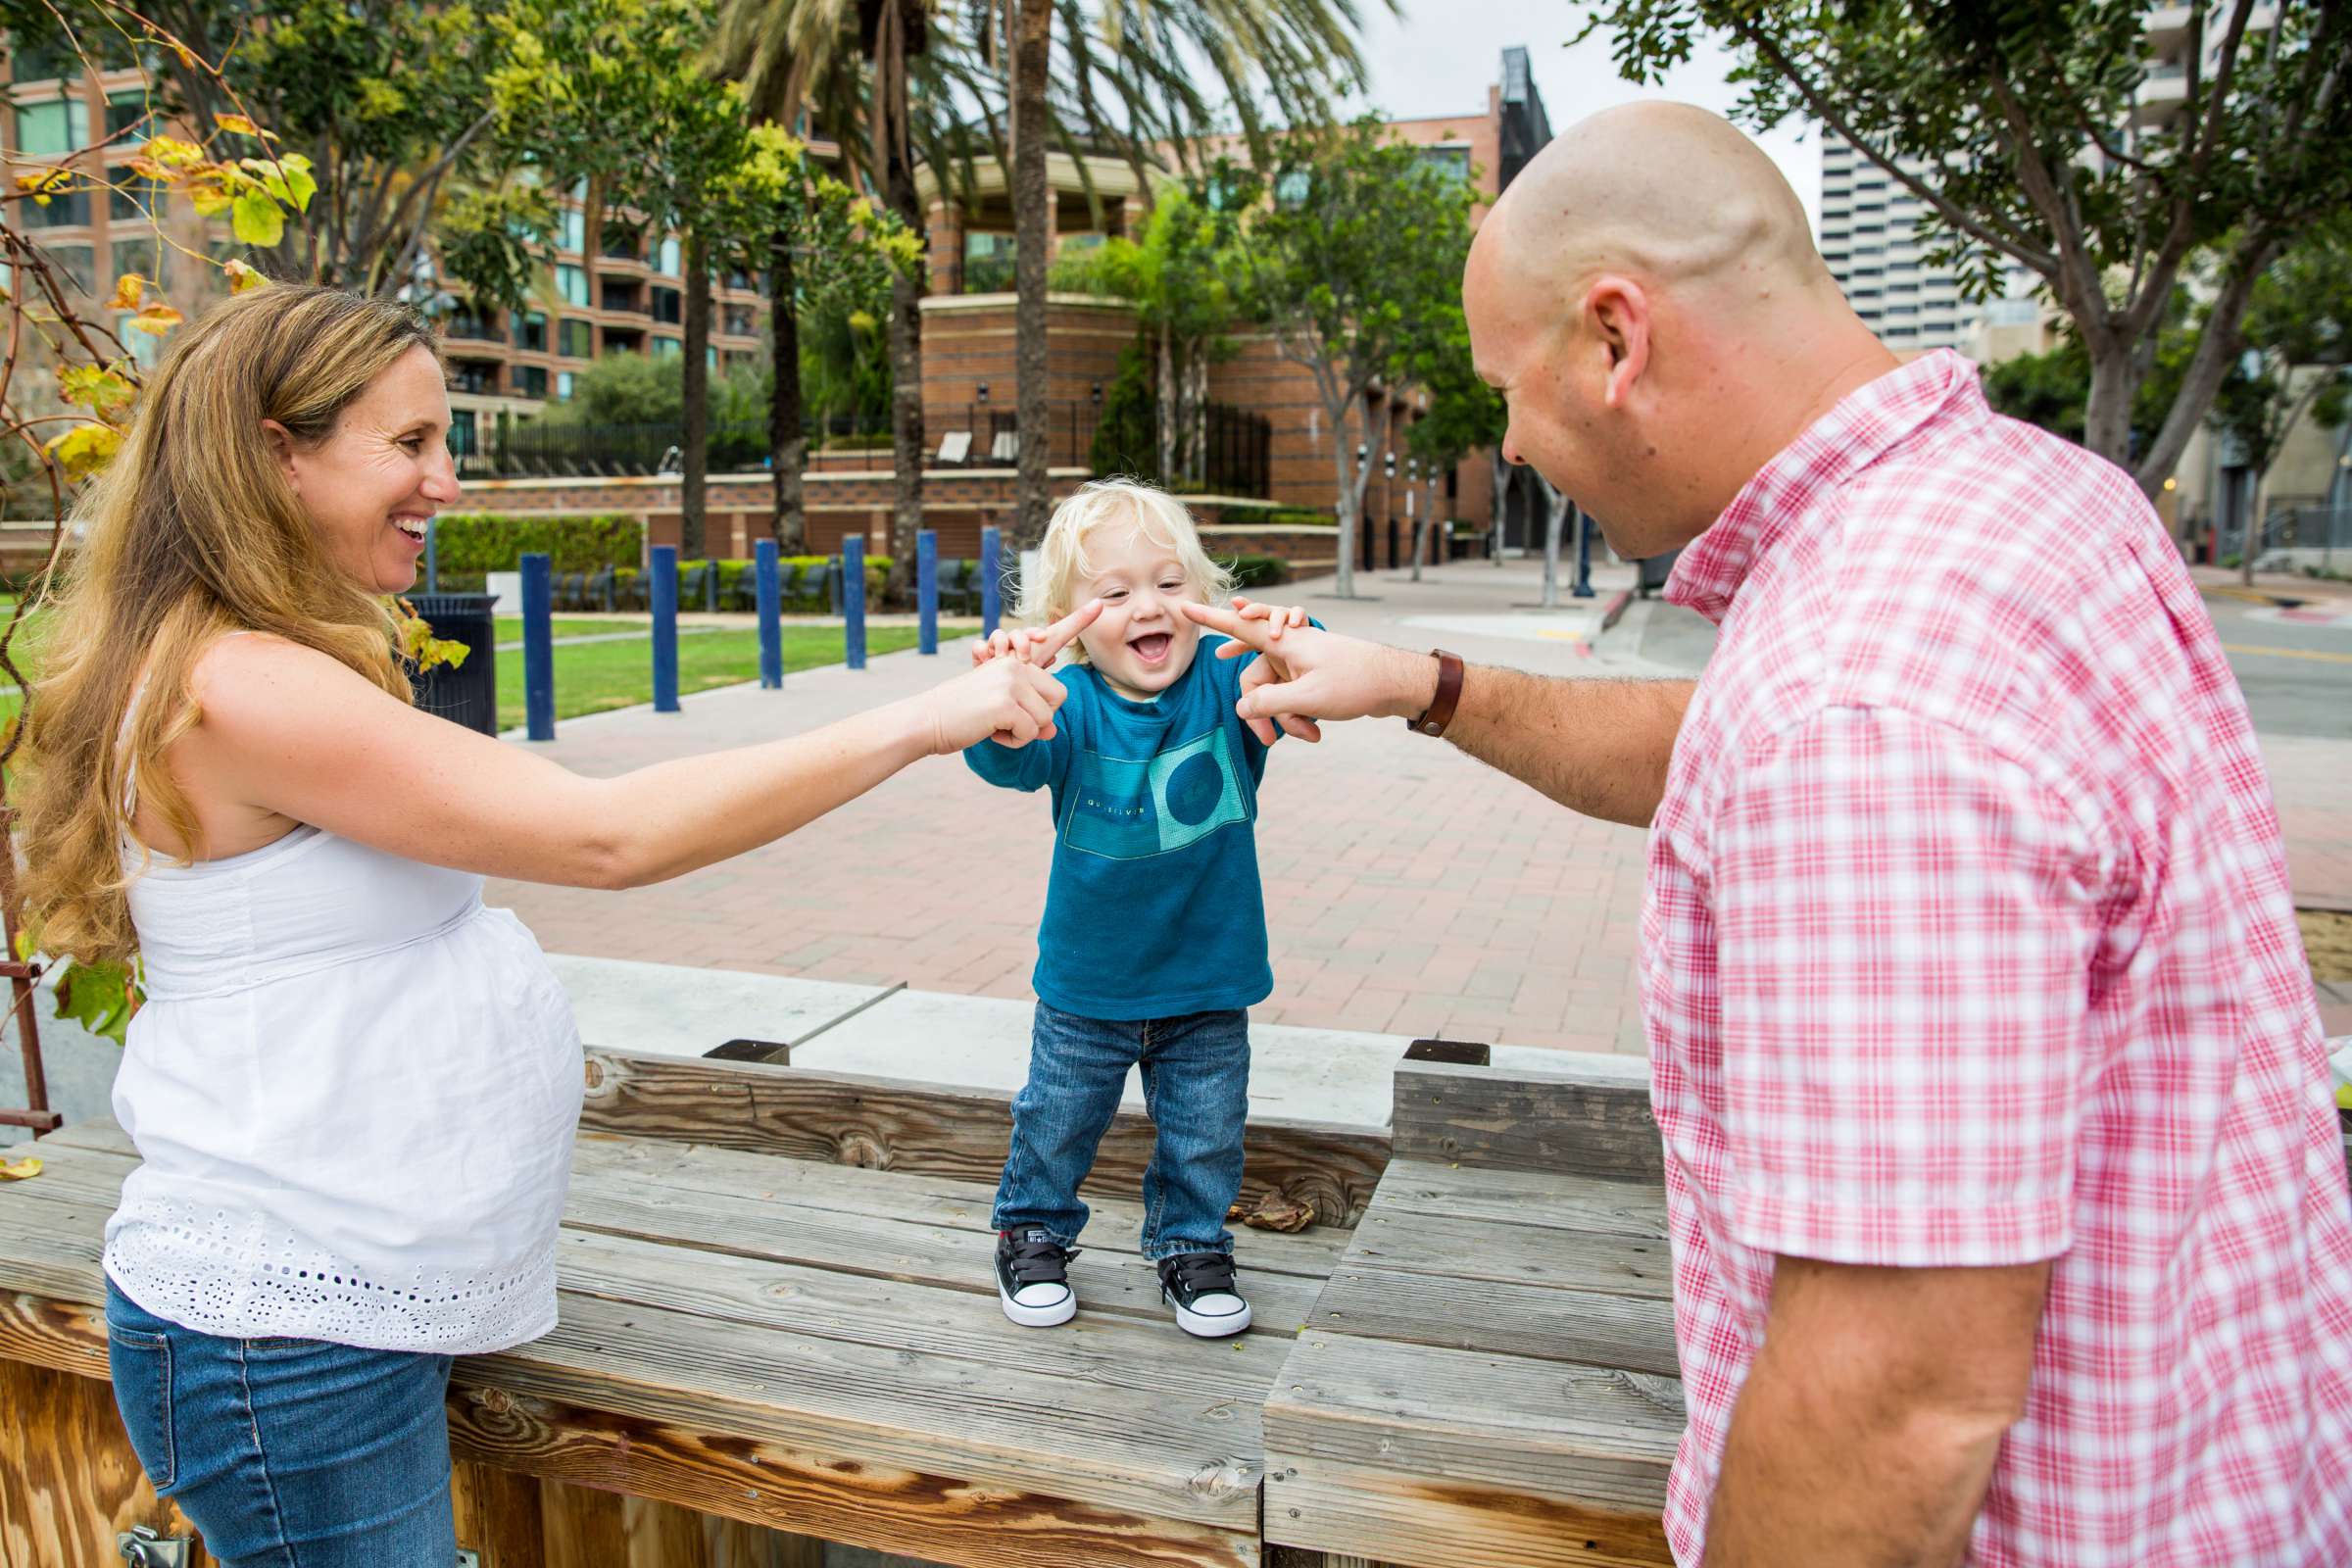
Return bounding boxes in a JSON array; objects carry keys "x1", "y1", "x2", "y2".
[
  {"x1": 710, "y1": 0, "x2": 931, "y2": 574},
  {"x1": 1000, "y1": 0, "x2": 1392, "y2": 545}
]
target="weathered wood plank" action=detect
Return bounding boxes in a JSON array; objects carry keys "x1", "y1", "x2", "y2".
[
  {"x1": 1308, "y1": 1265, "x2": 1677, "y2": 1377},
  {"x1": 0, "y1": 1135, "x2": 1333, "y2": 1345},
  {"x1": 582, "y1": 1052, "x2": 1389, "y2": 1227},
  {"x1": 551, "y1": 1227, "x2": 1296, "y2": 1404},
  {"x1": 0, "y1": 1176, "x2": 1270, "y2": 1536},
  {"x1": 449, "y1": 1381, "x2": 1259, "y2": 1568},
  {"x1": 567, "y1": 1129, "x2": 1352, "y2": 1279},
  {"x1": 1262, "y1": 1333, "x2": 1681, "y2": 1518},
  {"x1": 1348, "y1": 1207, "x2": 1673, "y2": 1301},
  {"x1": 1264, "y1": 1453, "x2": 1672, "y2": 1568},
  {"x1": 1390, "y1": 1060, "x2": 1661, "y2": 1182},
  {"x1": 1364, "y1": 1159, "x2": 1667, "y2": 1241},
  {"x1": 0, "y1": 1355, "x2": 213, "y2": 1567},
  {"x1": 450, "y1": 1458, "x2": 549, "y2": 1568}
]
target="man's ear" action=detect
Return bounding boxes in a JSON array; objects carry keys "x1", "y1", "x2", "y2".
[
  {"x1": 260, "y1": 419, "x2": 300, "y2": 492},
  {"x1": 1583, "y1": 273, "x2": 1652, "y2": 412}
]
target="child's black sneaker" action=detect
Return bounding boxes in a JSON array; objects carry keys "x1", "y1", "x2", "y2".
[
  {"x1": 1156, "y1": 1250, "x2": 1251, "y2": 1338},
  {"x1": 996, "y1": 1227, "x2": 1078, "y2": 1327}
]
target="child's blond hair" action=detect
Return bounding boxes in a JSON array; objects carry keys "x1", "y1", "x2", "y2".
[{"x1": 1017, "y1": 478, "x2": 1236, "y2": 665}]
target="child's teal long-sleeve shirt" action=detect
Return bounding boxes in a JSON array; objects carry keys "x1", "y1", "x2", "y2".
[{"x1": 963, "y1": 631, "x2": 1294, "y2": 1020}]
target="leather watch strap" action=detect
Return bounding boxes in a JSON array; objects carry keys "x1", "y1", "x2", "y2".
[{"x1": 1406, "y1": 649, "x2": 1464, "y2": 738}]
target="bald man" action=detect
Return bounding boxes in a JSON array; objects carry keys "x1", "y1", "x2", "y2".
[{"x1": 1188, "y1": 104, "x2": 2352, "y2": 1566}]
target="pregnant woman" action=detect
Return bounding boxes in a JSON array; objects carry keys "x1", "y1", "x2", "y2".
[{"x1": 14, "y1": 284, "x2": 1087, "y2": 1567}]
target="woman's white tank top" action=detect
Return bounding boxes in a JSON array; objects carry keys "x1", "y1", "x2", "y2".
[{"x1": 102, "y1": 662, "x2": 583, "y2": 1353}]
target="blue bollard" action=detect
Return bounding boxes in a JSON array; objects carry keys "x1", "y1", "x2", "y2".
[
  {"x1": 756, "y1": 538, "x2": 782, "y2": 689},
  {"x1": 916, "y1": 529, "x2": 938, "y2": 656},
  {"x1": 651, "y1": 544, "x2": 679, "y2": 712},
  {"x1": 520, "y1": 552, "x2": 555, "y2": 742},
  {"x1": 422, "y1": 516, "x2": 439, "y2": 594},
  {"x1": 979, "y1": 525, "x2": 1002, "y2": 639},
  {"x1": 1572, "y1": 503, "x2": 1595, "y2": 599},
  {"x1": 843, "y1": 534, "x2": 866, "y2": 670}
]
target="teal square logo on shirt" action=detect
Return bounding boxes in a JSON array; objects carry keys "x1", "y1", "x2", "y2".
[{"x1": 1063, "y1": 727, "x2": 1250, "y2": 859}]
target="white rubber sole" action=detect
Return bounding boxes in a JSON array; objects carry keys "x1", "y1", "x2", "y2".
[
  {"x1": 999, "y1": 1278, "x2": 1077, "y2": 1328},
  {"x1": 1164, "y1": 1290, "x2": 1251, "y2": 1339}
]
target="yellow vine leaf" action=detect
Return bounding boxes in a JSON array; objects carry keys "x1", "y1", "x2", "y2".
[
  {"x1": 129, "y1": 303, "x2": 184, "y2": 336},
  {"x1": 45, "y1": 422, "x2": 122, "y2": 481},
  {"x1": 231, "y1": 187, "x2": 284, "y2": 247},
  {"x1": 215, "y1": 113, "x2": 276, "y2": 140},
  {"x1": 59, "y1": 363, "x2": 136, "y2": 416},
  {"x1": 0, "y1": 1157, "x2": 41, "y2": 1182},
  {"x1": 106, "y1": 272, "x2": 144, "y2": 311},
  {"x1": 142, "y1": 135, "x2": 207, "y2": 171},
  {"x1": 223, "y1": 258, "x2": 266, "y2": 293}
]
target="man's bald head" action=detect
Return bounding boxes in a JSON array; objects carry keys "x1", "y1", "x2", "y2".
[
  {"x1": 1463, "y1": 102, "x2": 1891, "y2": 559},
  {"x1": 1475, "y1": 101, "x2": 1827, "y2": 316}
]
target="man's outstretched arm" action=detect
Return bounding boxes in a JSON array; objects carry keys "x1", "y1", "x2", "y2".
[{"x1": 1184, "y1": 603, "x2": 1692, "y2": 828}]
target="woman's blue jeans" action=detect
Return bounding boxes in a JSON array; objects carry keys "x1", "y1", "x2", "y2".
[
  {"x1": 104, "y1": 1277, "x2": 459, "y2": 1568},
  {"x1": 993, "y1": 1002, "x2": 1250, "y2": 1260}
]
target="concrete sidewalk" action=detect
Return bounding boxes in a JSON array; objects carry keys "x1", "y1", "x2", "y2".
[{"x1": 487, "y1": 560, "x2": 1675, "y2": 1056}]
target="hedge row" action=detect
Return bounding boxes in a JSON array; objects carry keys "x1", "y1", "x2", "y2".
[
  {"x1": 431, "y1": 513, "x2": 644, "y2": 573},
  {"x1": 1209, "y1": 503, "x2": 1337, "y2": 528}
]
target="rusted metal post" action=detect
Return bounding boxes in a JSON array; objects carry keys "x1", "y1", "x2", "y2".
[{"x1": 0, "y1": 806, "x2": 60, "y2": 1136}]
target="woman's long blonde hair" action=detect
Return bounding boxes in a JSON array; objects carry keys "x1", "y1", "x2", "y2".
[{"x1": 17, "y1": 284, "x2": 440, "y2": 963}]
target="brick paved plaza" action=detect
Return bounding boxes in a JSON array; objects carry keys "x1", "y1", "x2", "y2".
[{"x1": 488, "y1": 560, "x2": 2352, "y2": 1054}]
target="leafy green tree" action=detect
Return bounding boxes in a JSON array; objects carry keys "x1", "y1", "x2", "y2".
[
  {"x1": 31, "y1": 0, "x2": 552, "y2": 305},
  {"x1": 1583, "y1": 0, "x2": 2352, "y2": 498},
  {"x1": 1981, "y1": 292, "x2": 2198, "y2": 453},
  {"x1": 492, "y1": 0, "x2": 776, "y2": 555},
  {"x1": 1397, "y1": 313, "x2": 1504, "y2": 583},
  {"x1": 1051, "y1": 183, "x2": 1250, "y2": 487},
  {"x1": 2211, "y1": 228, "x2": 2352, "y2": 580},
  {"x1": 996, "y1": 0, "x2": 1390, "y2": 545},
  {"x1": 1232, "y1": 119, "x2": 1481, "y2": 598}
]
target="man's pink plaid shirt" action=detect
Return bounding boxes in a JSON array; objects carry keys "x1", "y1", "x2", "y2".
[{"x1": 1646, "y1": 350, "x2": 2352, "y2": 1564}]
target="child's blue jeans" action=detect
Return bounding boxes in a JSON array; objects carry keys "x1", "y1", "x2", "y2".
[{"x1": 993, "y1": 1001, "x2": 1250, "y2": 1261}]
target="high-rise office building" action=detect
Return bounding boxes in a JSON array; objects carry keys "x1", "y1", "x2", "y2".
[{"x1": 1816, "y1": 132, "x2": 1982, "y2": 355}]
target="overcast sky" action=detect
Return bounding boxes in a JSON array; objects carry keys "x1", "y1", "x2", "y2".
[{"x1": 1341, "y1": 1, "x2": 1821, "y2": 225}]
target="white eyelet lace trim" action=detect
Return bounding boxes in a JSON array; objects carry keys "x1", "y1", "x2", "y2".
[{"x1": 106, "y1": 1197, "x2": 560, "y2": 1355}]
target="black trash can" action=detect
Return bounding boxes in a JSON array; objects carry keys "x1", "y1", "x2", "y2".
[{"x1": 404, "y1": 592, "x2": 499, "y2": 735}]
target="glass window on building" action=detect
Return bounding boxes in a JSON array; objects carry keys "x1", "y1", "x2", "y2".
[
  {"x1": 14, "y1": 93, "x2": 83, "y2": 157},
  {"x1": 111, "y1": 236, "x2": 167, "y2": 290},
  {"x1": 109, "y1": 169, "x2": 166, "y2": 221},
  {"x1": 650, "y1": 284, "x2": 680, "y2": 323},
  {"x1": 556, "y1": 369, "x2": 575, "y2": 400},
  {"x1": 40, "y1": 240, "x2": 94, "y2": 297},
  {"x1": 558, "y1": 317, "x2": 592, "y2": 358},
  {"x1": 518, "y1": 310, "x2": 547, "y2": 351},
  {"x1": 658, "y1": 234, "x2": 681, "y2": 274},
  {"x1": 723, "y1": 304, "x2": 756, "y2": 337},
  {"x1": 1416, "y1": 146, "x2": 1472, "y2": 186},
  {"x1": 962, "y1": 230, "x2": 1014, "y2": 293},
  {"x1": 515, "y1": 364, "x2": 548, "y2": 399},
  {"x1": 9, "y1": 31, "x2": 78, "y2": 81},
  {"x1": 105, "y1": 88, "x2": 155, "y2": 139},
  {"x1": 21, "y1": 181, "x2": 88, "y2": 227},
  {"x1": 560, "y1": 206, "x2": 586, "y2": 253},
  {"x1": 449, "y1": 408, "x2": 478, "y2": 457},
  {"x1": 1272, "y1": 170, "x2": 1310, "y2": 210},
  {"x1": 555, "y1": 262, "x2": 589, "y2": 307},
  {"x1": 652, "y1": 335, "x2": 680, "y2": 358}
]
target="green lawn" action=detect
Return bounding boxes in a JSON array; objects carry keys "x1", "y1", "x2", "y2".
[
  {"x1": 493, "y1": 616, "x2": 634, "y2": 643},
  {"x1": 494, "y1": 621, "x2": 980, "y2": 732}
]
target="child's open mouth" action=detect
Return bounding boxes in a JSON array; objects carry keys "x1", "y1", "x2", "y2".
[{"x1": 1129, "y1": 632, "x2": 1173, "y2": 664}]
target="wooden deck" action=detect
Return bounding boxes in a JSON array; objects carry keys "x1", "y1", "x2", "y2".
[{"x1": 0, "y1": 1047, "x2": 1681, "y2": 1568}]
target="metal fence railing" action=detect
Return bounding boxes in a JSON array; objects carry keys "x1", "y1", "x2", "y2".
[{"x1": 453, "y1": 400, "x2": 1272, "y2": 497}]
